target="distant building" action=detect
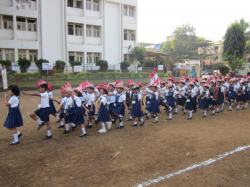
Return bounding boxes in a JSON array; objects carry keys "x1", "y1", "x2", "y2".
[
  {"x1": 0, "y1": 0, "x2": 138, "y2": 72},
  {"x1": 166, "y1": 35, "x2": 174, "y2": 41}
]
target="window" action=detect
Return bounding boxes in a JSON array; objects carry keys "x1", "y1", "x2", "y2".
[
  {"x1": 68, "y1": 24, "x2": 74, "y2": 35},
  {"x1": 93, "y1": 0, "x2": 99, "y2": 11},
  {"x1": 86, "y1": 26, "x2": 92, "y2": 37},
  {"x1": 76, "y1": 0, "x2": 83, "y2": 8},
  {"x1": 5, "y1": 49, "x2": 14, "y2": 62},
  {"x1": 69, "y1": 52, "x2": 83, "y2": 63},
  {"x1": 94, "y1": 53, "x2": 100, "y2": 63},
  {"x1": 124, "y1": 54, "x2": 129, "y2": 62},
  {"x1": 124, "y1": 30, "x2": 136, "y2": 41},
  {"x1": 86, "y1": 0, "x2": 91, "y2": 10},
  {"x1": 17, "y1": 17, "x2": 26, "y2": 31},
  {"x1": 27, "y1": 18, "x2": 36, "y2": 32},
  {"x1": 76, "y1": 52, "x2": 83, "y2": 63},
  {"x1": 87, "y1": 53, "x2": 92, "y2": 64},
  {"x1": 75, "y1": 24, "x2": 83, "y2": 36},
  {"x1": 67, "y1": 0, "x2": 73, "y2": 7},
  {"x1": 93, "y1": 26, "x2": 100, "y2": 37},
  {"x1": 29, "y1": 50, "x2": 37, "y2": 62},
  {"x1": 129, "y1": 7, "x2": 134, "y2": 17},
  {"x1": 18, "y1": 50, "x2": 27, "y2": 60},
  {"x1": 3, "y1": 15, "x2": 13, "y2": 30},
  {"x1": 124, "y1": 6, "x2": 128, "y2": 16},
  {"x1": 69, "y1": 52, "x2": 75, "y2": 62}
]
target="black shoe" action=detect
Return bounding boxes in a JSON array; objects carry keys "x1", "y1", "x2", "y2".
[
  {"x1": 220, "y1": 109, "x2": 224, "y2": 112},
  {"x1": 63, "y1": 130, "x2": 70, "y2": 134},
  {"x1": 140, "y1": 121, "x2": 145, "y2": 126},
  {"x1": 116, "y1": 126, "x2": 124, "y2": 129},
  {"x1": 145, "y1": 116, "x2": 149, "y2": 120},
  {"x1": 228, "y1": 109, "x2": 232, "y2": 111},
  {"x1": 127, "y1": 118, "x2": 133, "y2": 121},
  {"x1": 131, "y1": 124, "x2": 138, "y2": 127},
  {"x1": 112, "y1": 120, "x2": 116, "y2": 124},
  {"x1": 79, "y1": 133, "x2": 87, "y2": 137},
  {"x1": 56, "y1": 119, "x2": 60, "y2": 123},
  {"x1": 167, "y1": 118, "x2": 172, "y2": 120},
  {"x1": 43, "y1": 135, "x2": 52, "y2": 140},
  {"x1": 58, "y1": 125, "x2": 64, "y2": 128},
  {"x1": 236, "y1": 108, "x2": 240, "y2": 111},
  {"x1": 9, "y1": 141, "x2": 19, "y2": 145},
  {"x1": 38, "y1": 122, "x2": 45, "y2": 130},
  {"x1": 174, "y1": 112, "x2": 178, "y2": 114},
  {"x1": 153, "y1": 121, "x2": 158, "y2": 123},
  {"x1": 211, "y1": 113, "x2": 215, "y2": 116},
  {"x1": 187, "y1": 117, "x2": 192, "y2": 120},
  {"x1": 71, "y1": 126, "x2": 77, "y2": 131},
  {"x1": 151, "y1": 115, "x2": 155, "y2": 118},
  {"x1": 18, "y1": 133, "x2": 23, "y2": 138},
  {"x1": 183, "y1": 112, "x2": 187, "y2": 115},
  {"x1": 215, "y1": 111, "x2": 219, "y2": 113},
  {"x1": 95, "y1": 119, "x2": 99, "y2": 125},
  {"x1": 202, "y1": 115, "x2": 206, "y2": 118},
  {"x1": 86, "y1": 124, "x2": 93, "y2": 128},
  {"x1": 181, "y1": 108, "x2": 184, "y2": 111},
  {"x1": 144, "y1": 113, "x2": 148, "y2": 116}
]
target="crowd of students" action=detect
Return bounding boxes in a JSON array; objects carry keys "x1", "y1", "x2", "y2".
[{"x1": 3, "y1": 74, "x2": 250, "y2": 145}]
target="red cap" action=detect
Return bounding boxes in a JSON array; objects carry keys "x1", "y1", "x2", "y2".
[
  {"x1": 137, "y1": 81, "x2": 143, "y2": 86},
  {"x1": 65, "y1": 82, "x2": 71, "y2": 88},
  {"x1": 36, "y1": 79, "x2": 47, "y2": 88},
  {"x1": 150, "y1": 73, "x2": 155, "y2": 78},
  {"x1": 116, "y1": 80, "x2": 121, "y2": 84},
  {"x1": 126, "y1": 80, "x2": 132, "y2": 85},
  {"x1": 153, "y1": 68, "x2": 157, "y2": 71}
]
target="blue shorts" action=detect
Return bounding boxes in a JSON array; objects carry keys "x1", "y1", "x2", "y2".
[{"x1": 35, "y1": 107, "x2": 50, "y2": 122}]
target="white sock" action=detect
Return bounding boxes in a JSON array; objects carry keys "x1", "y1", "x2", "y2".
[
  {"x1": 130, "y1": 116, "x2": 133, "y2": 119},
  {"x1": 106, "y1": 121, "x2": 110, "y2": 125},
  {"x1": 60, "y1": 121, "x2": 64, "y2": 126},
  {"x1": 237, "y1": 105, "x2": 240, "y2": 109},
  {"x1": 184, "y1": 109, "x2": 187, "y2": 113},
  {"x1": 217, "y1": 108, "x2": 219, "y2": 112},
  {"x1": 169, "y1": 113, "x2": 172, "y2": 118},
  {"x1": 95, "y1": 117, "x2": 97, "y2": 121},
  {"x1": 204, "y1": 110, "x2": 206, "y2": 115},
  {"x1": 175, "y1": 108, "x2": 178, "y2": 113},
  {"x1": 101, "y1": 123, "x2": 106, "y2": 130},
  {"x1": 120, "y1": 121, "x2": 123, "y2": 127},
  {"x1": 134, "y1": 121, "x2": 137, "y2": 125},
  {"x1": 89, "y1": 122, "x2": 92, "y2": 126},
  {"x1": 111, "y1": 118, "x2": 114, "y2": 122},
  {"x1": 230, "y1": 106, "x2": 232, "y2": 110},
  {"x1": 146, "y1": 110, "x2": 149, "y2": 114},
  {"x1": 71, "y1": 123, "x2": 75, "y2": 127},
  {"x1": 36, "y1": 119, "x2": 42, "y2": 125},
  {"x1": 17, "y1": 131, "x2": 20, "y2": 135},
  {"x1": 213, "y1": 110, "x2": 215, "y2": 114},
  {"x1": 147, "y1": 113, "x2": 150, "y2": 117},
  {"x1": 66, "y1": 124, "x2": 69, "y2": 131},
  {"x1": 169, "y1": 106, "x2": 172, "y2": 111},
  {"x1": 119, "y1": 115, "x2": 123, "y2": 118},
  {"x1": 222, "y1": 103, "x2": 225, "y2": 107},
  {"x1": 56, "y1": 116, "x2": 60, "y2": 120},
  {"x1": 190, "y1": 111, "x2": 193, "y2": 118},
  {"x1": 155, "y1": 116, "x2": 158, "y2": 121},
  {"x1": 81, "y1": 127, "x2": 86, "y2": 134},
  {"x1": 141, "y1": 118, "x2": 144, "y2": 122},
  {"x1": 47, "y1": 130, "x2": 51, "y2": 136},
  {"x1": 246, "y1": 103, "x2": 248, "y2": 108},
  {"x1": 13, "y1": 133, "x2": 19, "y2": 142}
]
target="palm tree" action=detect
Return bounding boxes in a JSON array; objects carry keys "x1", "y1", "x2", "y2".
[{"x1": 239, "y1": 18, "x2": 250, "y2": 34}]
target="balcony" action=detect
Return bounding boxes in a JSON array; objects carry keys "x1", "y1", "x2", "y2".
[
  {"x1": 0, "y1": 0, "x2": 12, "y2": 7},
  {"x1": 17, "y1": 31, "x2": 37, "y2": 41},
  {"x1": 86, "y1": 37, "x2": 101, "y2": 45},
  {"x1": 68, "y1": 35, "x2": 84, "y2": 44},
  {"x1": 67, "y1": 7, "x2": 83, "y2": 17},
  {"x1": 0, "y1": 29, "x2": 13, "y2": 40}
]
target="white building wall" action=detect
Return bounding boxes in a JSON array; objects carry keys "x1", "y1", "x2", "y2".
[{"x1": 0, "y1": 0, "x2": 138, "y2": 72}]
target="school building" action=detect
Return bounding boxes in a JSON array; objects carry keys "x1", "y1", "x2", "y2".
[{"x1": 0, "y1": 0, "x2": 138, "y2": 72}]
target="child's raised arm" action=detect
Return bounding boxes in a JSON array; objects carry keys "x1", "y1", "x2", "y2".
[{"x1": 22, "y1": 91, "x2": 40, "y2": 97}]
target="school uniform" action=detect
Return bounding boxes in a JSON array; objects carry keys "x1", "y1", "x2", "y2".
[
  {"x1": 145, "y1": 87, "x2": 153, "y2": 105},
  {"x1": 131, "y1": 93, "x2": 143, "y2": 117},
  {"x1": 34, "y1": 92, "x2": 50, "y2": 122},
  {"x1": 112, "y1": 93, "x2": 126, "y2": 116},
  {"x1": 247, "y1": 84, "x2": 250, "y2": 101},
  {"x1": 72, "y1": 96, "x2": 84, "y2": 125},
  {"x1": 185, "y1": 90, "x2": 196, "y2": 110},
  {"x1": 64, "y1": 97, "x2": 74, "y2": 123},
  {"x1": 236, "y1": 86, "x2": 243, "y2": 102},
  {"x1": 3, "y1": 96, "x2": 23, "y2": 128},
  {"x1": 217, "y1": 86, "x2": 224, "y2": 105},
  {"x1": 177, "y1": 87, "x2": 186, "y2": 106},
  {"x1": 86, "y1": 93, "x2": 96, "y2": 116},
  {"x1": 165, "y1": 90, "x2": 178, "y2": 107},
  {"x1": 126, "y1": 89, "x2": 133, "y2": 108},
  {"x1": 159, "y1": 87, "x2": 166, "y2": 106},
  {"x1": 108, "y1": 90, "x2": 117, "y2": 114},
  {"x1": 242, "y1": 85, "x2": 247, "y2": 103},
  {"x1": 199, "y1": 90, "x2": 209, "y2": 109},
  {"x1": 227, "y1": 85, "x2": 237, "y2": 101},
  {"x1": 80, "y1": 92, "x2": 86, "y2": 113},
  {"x1": 209, "y1": 87, "x2": 219, "y2": 106},
  {"x1": 145, "y1": 91, "x2": 161, "y2": 113},
  {"x1": 48, "y1": 92, "x2": 57, "y2": 114},
  {"x1": 59, "y1": 97, "x2": 67, "y2": 119},
  {"x1": 98, "y1": 95, "x2": 111, "y2": 122},
  {"x1": 193, "y1": 86, "x2": 198, "y2": 109}
]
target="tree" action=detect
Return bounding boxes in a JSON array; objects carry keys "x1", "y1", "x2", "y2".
[
  {"x1": 96, "y1": 60, "x2": 108, "y2": 72},
  {"x1": 215, "y1": 64, "x2": 229, "y2": 76},
  {"x1": 223, "y1": 22, "x2": 246, "y2": 71},
  {"x1": 18, "y1": 59, "x2": 31, "y2": 73},
  {"x1": 143, "y1": 60, "x2": 156, "y2": 68},
  {"x1": 239, "y1": 18, "x2": 250, "y2": 34},
  {"x1": 55, "y1": 60, "x2": 66, "y2": 73},
  {"x1": 35, "y1": 58, "x2": 49, "y2": 73},
  {"x1": 129, "y1": 46, "x2": 145, "y2": 64},
  {"x1": 120, "y1": 61, "x2": 130, "y2": 72},
  {"x1": 0, "y1": 60, "x2": 12, "y2": 72}
]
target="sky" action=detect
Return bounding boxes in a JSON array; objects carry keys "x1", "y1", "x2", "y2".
[{"x1": 138, "y1": 0, "x2": 250, "y2": 44}]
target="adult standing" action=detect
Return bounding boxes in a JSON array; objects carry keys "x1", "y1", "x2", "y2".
[
  {"x1": 191, "y1": 66, "x2": 197, "y2": 78},
  {"x1": 149, "y1": 68, "x2": 158, "y2": 84}
]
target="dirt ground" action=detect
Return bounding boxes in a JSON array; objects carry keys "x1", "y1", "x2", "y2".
[{"x1": 0, "y1": 88, "x2": 250, "y2": 187}]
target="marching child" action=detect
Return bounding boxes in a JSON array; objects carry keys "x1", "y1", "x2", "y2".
[
  {"x1": 217, "y1": 80, "x2": 225, "y2": 112},
  {"x1": 159, "y1": 81, "x2": 166, "y2": 107},
  {"x1": 209, "y1": 81, "x2": 219, "y2": 115},
  {"x1": 22, "y1": 80, "x2": 58, "y2": 140},
  {"x1": 236, "y1": 80, "x2": 244, "y2": 110},
  {"x1": 83, "y1": 84, "x2": 96, "y2": 128},
  {"x1": 198, "y1": 83, "x2": 209, "y2": 117},
  {"x1": 96, "y1": 86, "x2": 112, "y2": 133},
  {"x1": 226, "y1": 79, "x2": 237, "y2": 111},
  {"x1": 107, "y1": 82, "x2": 117, "y2": 123},
  {"x1": 4, "y1": 85, "x2": 23, "y2": 145},
  {"x1": 144, "y1": 83, "x2": 153, "y2": 116},
  {"x1": 145, "y1": 83, "x2": 161, "y2": 123},
  {"x1": 175, "y1": 80, "x2": 186, "y2": 114},
  {"x1": 126, "y1": 81, "x2": 134, "y2": 121},
  {"x1": 164, "y1": 84, "x2": 178, "y2": 120},
  {"x1": 112, "y1": 82, "x2": 128, "y2": 129},
  {"x1": 47, "y1": 83, "x2": 60, "y2": 123},
  {"x1": 131, "y1": 85, "x2": 145, "y2": 126},
  {"x1": 184, "y1": 82, "x2": 196, "y2": 120},
  {"x1": 58, "y1": 89, "x2": 67, "y2": 128}
]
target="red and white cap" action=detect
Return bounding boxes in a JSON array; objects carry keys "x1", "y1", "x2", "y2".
[
  {"x1": 36, "y1": 79, "x2": 47, "y2": 88},
  {"x1": 101, "y1": 85, "x2": 109, "y2": 92},
  {"x1": 116, "y1": 82, "x2": 124, "y2": 89},
  {"x1": 108, "y1": 82, "x2": 116, "y2": 87},
  {"x1": 137, "y1": 81, "x2": 143, "y2": 86},
  {"x1": 65, "y1": 82, "x2": 71, "y2": 88},
  {"x1": 188, "y1": 82, "x2": 194, "y2": 86},
  {"x1": 85, "y1": 84, "x2": 94, "y2": 88}
]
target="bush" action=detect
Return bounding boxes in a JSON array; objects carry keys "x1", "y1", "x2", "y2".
[
  {"x1": 143, "y1": 60, "x2": 156, "y2": 68},
  {"x1": 54, "y1": 73, "x2": 70, "y2": 79},
  {"x1": 96, "y1": 60, "x2": 108, "y2": 72},
  {"x1": 0, "y1": 60, "x2": 12, "y2": 72},
  {"x1": 35, "y1": 59, "x2": 49, "y2": 73},
  {"x1": 17, "y1": 59, "x2": 31, "y2": 73},
  {"x1": 215, "y1": 64, "x2": 230, "y2": 76},
  {"x1": 120, "y1": 61, "x2": 130, "y2": 72},
  {"x1": 55, "y1": 60, "x2": 66, "y2": 73},
  {"x1": 69, "y1": 61, "x2": 81, "y2": 73}
]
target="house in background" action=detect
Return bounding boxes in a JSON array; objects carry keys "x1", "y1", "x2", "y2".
[{"x1": 0, "y1": 0, "x2": 138, "y2": 72}]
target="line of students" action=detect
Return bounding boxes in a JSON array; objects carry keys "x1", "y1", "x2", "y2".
[{"x1": 3, "y1": 75, "x2": 250, "y2": 145}]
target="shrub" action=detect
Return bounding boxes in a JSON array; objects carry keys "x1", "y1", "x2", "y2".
[
  {"x1": 35, "y1": 59, "x2": 49, "y2": 73},
  {"x1": 215, "y1": 64, "x2": 230, "y2": 76},
  {"x1": 96, "y1": 60, "x2": 108, "y2": 72},
  {"x1": 143, "y1": 60, "x2": 156, "y2": 68},
  {"x1": 0, "y1": 60, "x2": 12, "y2": 72},
  {"x1": 69, "y1": 61, "x2": 81, "y2": 73},
  {"x1": 120, "y1": 61, "x2": 130, "y2": 72},
  {"x1": 55, "y1": 60, "x2": 66, "y2": 73},
  {"x1": 54, "y1": 73, "x2": 70, "y2": 79},
  {"x1": 18, "y1": 59, "x2": 31, "y2": 73}
]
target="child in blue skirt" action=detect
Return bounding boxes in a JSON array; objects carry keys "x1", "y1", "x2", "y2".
[
  {"x1": 107, "y1": 82, "x2": 117, "y2": 123},
  {"x1": 96, "y1": 86, "x2": 112, "y2": 133},
  {"x1": 175, "y1": 80, "x2": 186, "y2": 114},
  {"x1": 209, "y1": 81, "x2": 219, "y2": 116},
  {"x1": 226, "y1": 79, "x2": 237, "y2": 111},
  {"x1": 164, "y1": 84, "x2": 178, "y2": 120},
  {"x1": 112, "y1": 82, "x2": 128, "y2": 129},
  {"x1": 236, "y1": 80, "x2": 245, "y2": 110},
  {"x1": 4, "y1": 85, "x2": 23, "y2": 145},
  {"x1": 243, "y1": 79, "x2": 249, "y2": 109},
  {"x1": 184, "y1": 82, "x2": 196, "y2": 120},
  {"x1": 22, "y1": 80, "x2": 59, "y2": 140},
  {"x1": 131, "y1": 85, "x2": 145, "y2": 126},
  {"x1": 47, "y1": 83, "x2": 60, "y2": 123},
  {"x1": 57, "y1": 89, "x2": 67, "y2": 128},
  {"x1": 83, "y1": 84, "x2": 96, "y2": 128},
  {"x1": 145, "y1": 83, "x2": 161, "y2": 123},
  {"x1": 198, "y1": 83, "x2": 209, "y2": 117},
  {"x1": 217, "y1": 80, "x2": 225, "y2": 112},
  {"x1": 144, "y1": 84, "x2": 153, "y2": 116}
]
